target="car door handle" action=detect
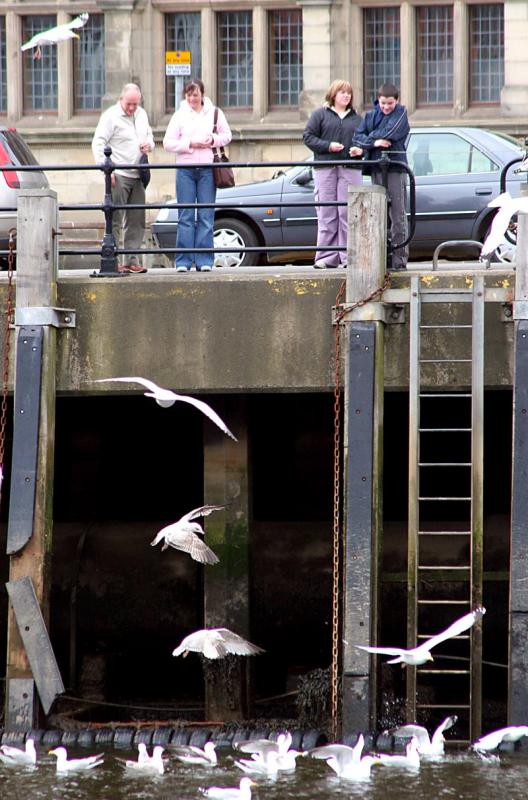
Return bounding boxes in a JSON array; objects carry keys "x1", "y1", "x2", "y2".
[{"x1": 475, "y1": 188, "x2": 492, "y2": 195}]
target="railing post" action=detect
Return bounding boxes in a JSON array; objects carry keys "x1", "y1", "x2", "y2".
[
  {"x1": 509, "y1": 183, "x2": 528, "y2": 722},
  {"x1": 341, "y1": 184, "x2": 387, "y2": 735},
  {"x1": 91, "y1": 145, "x2": 125, "y2": 278}
]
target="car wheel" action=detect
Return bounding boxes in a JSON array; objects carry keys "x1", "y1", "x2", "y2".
[
  {"x1": 213, "y1": 218, "x2": 260, "y2": 267},
  {"x1": 483, "y1": 220, "x2": 516, "y2": 264}
]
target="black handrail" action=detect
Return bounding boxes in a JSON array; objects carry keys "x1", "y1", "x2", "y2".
[{"x1": 0, "y1": 154, "x2": 416, "y2": 272}]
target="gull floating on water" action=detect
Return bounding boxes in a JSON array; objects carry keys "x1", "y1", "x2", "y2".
[
  {"x1": 390, "y1": 715, "x2": 457, "y2": 755},
  {"x1": 235, "y1": 732, "x2": 300, "y2": 772},
  {"x1": 171, "y1": 741, "x2": 217, "y2": 767},
  {"x1": 92, "y1": 377, "x2": 237, "y2": 441},
  {"x1": 473, "y1": 725, "x2": 528, "y2": 753},
  {"x1": 377, "y1": 736, "x2": 420, "y2": 769},
  {"x1": 201, "y1": 776, "x2": 255, "y2": 799},
  {"x1": 480, "y1": 192, "x2": 528, "y2": 259},
  {"x1": 151, "y1": 504, "x2": 223, "y2": 564},
  {"x1": 173, "y1": 628, "x2": 265, "y2": 660},
  {"x1": 356, "y1": 607, "x2": 486, "y2": 665},
  {"x1": 0, "y1": 738, "x2": 37, "y2": 766},
  {"x1": 235, "y1": 749, "x2": 280, "y2": 776},
  {"x1": 309, "y1": 735, "x2": 380, "y2": 780},
  {"x1": 21, "y1": 13, "x2": 89, "y2": 59},
  {"x1": 49, "y1": 746, "x2": 104, "y2": 772},
  {"x1": 120, "y1": 745, "x2": 165, "y2": 774}
]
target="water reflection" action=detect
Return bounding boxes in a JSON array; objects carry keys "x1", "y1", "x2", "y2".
[{"x1": 1, "y1": 748, "x2": 528, "y2": 799}]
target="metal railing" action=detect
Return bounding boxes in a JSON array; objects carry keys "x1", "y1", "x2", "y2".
[{"x1": 0, "y1": 150, "x2": 416, "y2": 274}]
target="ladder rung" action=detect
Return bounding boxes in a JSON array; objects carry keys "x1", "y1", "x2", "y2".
[
  {"x1": 420, "y1": 358, "x2": 472, "y2": 363},
  {"x1": 417, "y1": 669, "x2": 470, "y2": 674},
  {"x1": 419, "y1": 428, "x2": 471, "y2": 432},
  {"x1": 420, "y1": 393, "x2": 472, "y2": 398},
  {"x1": 419, "y1": 531, "x2": 471, "y2": 536},
  {"x1": 419, "y1": 496, "x2": 471, "y2": 501},
  {"x1": 417, "y1": 600, "x2": 470, "y2": 605},
  {"x1": 418, "y1": 565, "x2": 470, "y2": 571},
  {"x1": 419, "y1": 325, "x2": 472, "y2": 330},
  {"x1": 417, "y1": 704, "x2": 471, "y2": 710},
  {"x1": 419, "y1": 462, "x2": 471, "y2": 467}
]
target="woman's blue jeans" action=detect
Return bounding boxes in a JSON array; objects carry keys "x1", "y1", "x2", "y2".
[{"x1": 176, "y1": 166, "x2": 216, "y2": 269}]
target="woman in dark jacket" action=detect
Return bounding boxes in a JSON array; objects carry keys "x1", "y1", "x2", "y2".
[{"x1": 303, "y1": 79, "x2": 363, "y2": 268}]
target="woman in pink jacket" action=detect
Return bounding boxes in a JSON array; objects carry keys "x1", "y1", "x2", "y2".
[{"x1": 163, "y1": 78, "x2": 232, "y2": 272}]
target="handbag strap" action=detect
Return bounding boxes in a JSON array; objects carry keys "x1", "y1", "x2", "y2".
[{"x1": 212, "y1": 107, "x2": 227, "y2": 159}]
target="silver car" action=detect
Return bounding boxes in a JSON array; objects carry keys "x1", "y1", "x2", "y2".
[
  {"x1": 152, "y1": 127, "x2": 526, "y2": 267},
  {"x1": 0, "y1": 128, "x2": 49, "y2": 264}
]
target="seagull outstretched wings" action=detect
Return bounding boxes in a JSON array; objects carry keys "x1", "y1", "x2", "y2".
[
  {"x1": 480, "y1": 192, "x2": 528, "y2": 259},
  {"x1": 22, "y1": 14, "x2": 89, "y2": 59},
  {"x1": 356, "y1": 607, "x2": 485, "y2": 665}
]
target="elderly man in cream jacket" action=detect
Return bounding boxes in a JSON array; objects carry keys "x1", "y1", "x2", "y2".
[{"x1": 92, "y1": 83, "x2": 154, "y2": 273}]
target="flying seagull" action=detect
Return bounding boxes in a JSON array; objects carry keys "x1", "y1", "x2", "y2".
[
  {"x1": 171, "y1": 741, "x2": 217, "y2": 767},
  {"x1": 309, "y1": 735, "x2": 381, "y2": 780},
  {"x1": 356, "y1": 606, "x2": 485, "y2": 665},
  {"x1": 389, "y1": 715, "x2": 457, "y2": 755},
  {"x1": 91, "y1": 377, "x2": 237, "y2": 441},
  {"x1": 472, "y1": 725, "x2": 528, "y2": 753},
  {"x1": 0, "y1": 738, "x2": 37, "y2": 766},
  {"x1": 201, "y1": 777, "x2": 255, "y2": 800},
  {"x1": 22, "y1": 13, "x2": 89, "y2": 60},
  {"x1": 173, "y1": 628, "x2": 264, "y2": 660},
  {"x1": 151, "y1": 504, "x2": 223, "y2": 564},
  {"x1": 480, "y1": 192, "x2": 528, "y2": 259},
  {"x1": 235, "y1": 749, "x2": 280, "y2": 776},
  {"x1": 49, "y1": 746, "x2": 104, "y2": 772}
]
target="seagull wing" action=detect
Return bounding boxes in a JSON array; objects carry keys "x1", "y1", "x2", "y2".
[
  {"x1": 166, "y1": 530, "x2": 219, "y2": 564},
  {"x1": 215, "y1": 628, "x2": 265, "y2": 656},
  {"x1": 67, "y1": 13, "x2": 89, "y2": 30},
  {"x1": 309, "y1": 744, "x2": 357, "y2": 771},
  {"x1": 235, "y1": 740, "x2": 278, "y2": 757},
  {"x1": 182, "y1": 504, "x2": 225, "y2": 523},
  {"x1": 91, "y1": 376, "x2": 163, "y2": 394},
  {"x1": 391, "y1": 725, "x2": 430, "y2": 750},
  {"x1": 355, "y1": 645, "x2": 407, "y2": 657},
  {"x1": 418, "y1": 607, "x2": 485, "y2": 655},
  {"x1": 172, "y1": 393, "x2": 237, "y2": 441}
]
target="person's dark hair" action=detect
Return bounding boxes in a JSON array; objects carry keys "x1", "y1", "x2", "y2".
[
  {"x1": 377, "y1": 83, "x2": 399, "y2": 100},
  {"x1": 182, "y1": 78, "x2": 205, "y2": 101}
]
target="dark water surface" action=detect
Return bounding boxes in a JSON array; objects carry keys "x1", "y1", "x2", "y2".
[{"x1": 1, "y1": 748, "x2": 527, "y2": 799}]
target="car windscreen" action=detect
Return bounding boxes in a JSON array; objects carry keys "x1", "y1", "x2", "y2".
[{"x1": 2, "y1": 130, "x2": 40, "y2": 166}]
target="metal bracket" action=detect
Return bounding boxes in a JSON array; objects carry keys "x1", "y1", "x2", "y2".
[
  {"x1": 6, "y1": 576, "x2": 65, "y2": 715},
  {"x1": 333, "y1": 302, "x2": 406, "y2": 325},
  {"x1": 14, "y1": 307, "x2": 76, "y2": 328}
]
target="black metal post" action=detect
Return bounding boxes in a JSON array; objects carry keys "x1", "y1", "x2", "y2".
[{"x1": 91, "y1": 146, "x2": 126, "y2": 278}]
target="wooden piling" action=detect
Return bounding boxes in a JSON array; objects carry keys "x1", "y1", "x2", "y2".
[
  {"x1": 203, "y1": 396, "x2": 251, "y2": 720},
  {"x1": 342, "y1": 184, "x2": 387, "y2": 734},
  {"x1": 5, "y1": 189, "x2": 60, "y2": 728}
]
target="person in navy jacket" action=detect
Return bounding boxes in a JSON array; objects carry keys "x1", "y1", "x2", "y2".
[
  {"x1": 303, "y1": 80, "x2": 363, "y2": 269},
  {"x1": 353, "y1": 83, "x2": 410, "y2": 270}
]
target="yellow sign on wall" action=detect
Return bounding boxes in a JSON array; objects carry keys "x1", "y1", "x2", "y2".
[{"x1": 165, "y1": 51, "x2": 191, "y2": 76}]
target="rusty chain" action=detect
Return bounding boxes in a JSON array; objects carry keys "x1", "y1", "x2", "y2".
[
  {"x1": 330, "y1": 270, "x2": 391, "y2": 740},
  {"x1": 0, "y1": 230, "x2": 15, "y2": 506}
]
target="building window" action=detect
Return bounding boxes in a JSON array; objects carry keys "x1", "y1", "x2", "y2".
[
  {"x1": 268, "y1": 9, "x2": 303, "y2": 108},
  {"x1": 218, "y1": 11, "x2": 253, "y2": 108},
  {"x1": 417, "y1": 6, "x2": 453, "y2": 105},
  {"x1": 23, "y1": 16, "x2": 58, "y2": 112},
  {"x1": 363, "y1": 7, "x2": 400, "y2": 106},
  {"x1": 74, "y1": 14, "x2": 105, "y2": 111},
  {"x1": 0, "y1": 16, "x2": 6, "y2": 113},
  {"x1": 165, "y1": 12, "x2": 201, "y2": 113},
  {"x1": 470, "y1": 4, "x2": 504, "y2": 104}
]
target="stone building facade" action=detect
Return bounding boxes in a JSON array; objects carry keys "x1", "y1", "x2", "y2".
[{"x1": 0, "y1": 0, "x2": 527, "y2": 212}]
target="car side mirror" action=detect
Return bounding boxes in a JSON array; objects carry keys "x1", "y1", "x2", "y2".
[{"x1": 296, "y1": 168, "x2": 313, "y2": 186}]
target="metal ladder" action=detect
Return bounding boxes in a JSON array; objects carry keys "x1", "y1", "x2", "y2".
[{"x1": 406, "y1": 273, "x2": 484, "y2": 742}]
